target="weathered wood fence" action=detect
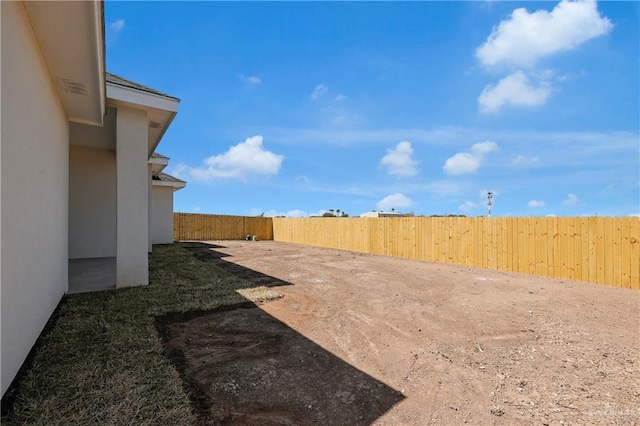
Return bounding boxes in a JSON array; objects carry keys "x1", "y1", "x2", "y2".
[
  {"x1": 174, "y1": 214, "x2": 639, "y2": 289},
  {"x1": 173, "y1": 213, "x2": 273, "y2": 241}
]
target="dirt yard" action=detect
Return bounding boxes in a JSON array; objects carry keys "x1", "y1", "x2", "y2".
[{"x1": 159, "y1": 241, "x2": 639, "y2": 425}]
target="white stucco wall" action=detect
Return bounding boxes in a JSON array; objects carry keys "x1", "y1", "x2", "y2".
[
  {"x1": 148, "y1": 164, "x2": 153, "y2": 252},
  {"x1": 116, "y1": 106, "x2": 149, "y2": 288},
  {"x1": 68, "y1": 145, "x2": 116, "y2": 259},
  {"x1": 1, "y1": 1, "x2": 70, "y2": 396},
  {"x1": 69, "y1": 107, "x2": 116, "y2": 151},
  {"x1": 152, "y1": 186, "x2": 175, "y2": 244}
]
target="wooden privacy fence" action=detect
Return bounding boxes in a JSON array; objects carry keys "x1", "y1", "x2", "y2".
[
  {"x1": 272, "y1": 217, "x2": 639, "y2": 289},
  {"x1": 174, "y1": 213, "x2": 273, "y2": 241}
]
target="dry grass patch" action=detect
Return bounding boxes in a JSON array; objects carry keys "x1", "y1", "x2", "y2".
[{"x1": 2, "y1": 243, "x2": 282, "y2": 425}]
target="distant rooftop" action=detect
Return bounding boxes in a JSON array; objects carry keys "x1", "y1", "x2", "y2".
[
  {"x1": 106, "y1": 72, "x2": 180, "y2": 101},
  {"x1": 360, "y1": 211, "x2": 410, "y2": 218}
]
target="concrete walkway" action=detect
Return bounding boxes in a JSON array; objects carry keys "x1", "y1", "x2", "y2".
[{"x1": 68, "y1": 257, "x2": 116, "y2": 294}]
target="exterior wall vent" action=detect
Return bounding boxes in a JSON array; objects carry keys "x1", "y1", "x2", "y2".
[
  {"x1": 63, "y1": 79, "x2": 89, "y2": 96},
  {"x1": 149, "y1": 121, "x2": 162, "y2": 129}
]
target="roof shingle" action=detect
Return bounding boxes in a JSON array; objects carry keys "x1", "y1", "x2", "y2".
[
  {"x1": 156, "y1": 172, "x2": 186, "y2": 184},
  {"x1": 106, "y1": 72, "x2": 179, "y2": 101}
]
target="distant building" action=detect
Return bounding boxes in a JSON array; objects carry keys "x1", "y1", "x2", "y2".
[{"x1": 360, "y1": 211, "x2": 410, "y2": 218}]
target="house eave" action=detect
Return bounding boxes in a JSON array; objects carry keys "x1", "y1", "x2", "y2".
[
  {"x1": 148, "y1": 112, "x2": 177, "y2": 159},
  {"x1": 106, "y1": 83, "x2": 179, "y2": 113},
  {"x1": 152, "y1": 180, "x2": 186, "y2": 191},
  {"x1": 149, "y1": 157, "x2": 169, "y2": 166},
  {"x1": 106, "y1": 83, "x2": 180, "y2": 158},
  {"x1": 23, "y1": 0, "x2": 106, "y2": 127},
  {"x1": 149, "y1": 160, "x2": 168, "y2": 176}
]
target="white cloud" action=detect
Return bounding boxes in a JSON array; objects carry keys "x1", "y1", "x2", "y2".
[
  {"x1": 334, "y1": 94, "x2": 347, "y2": 102},
  {"x1": 110, "y1": 19, "x2": 125, "y2": 32},
  {"x1": 380, "y1": 141, "x2": 419, "y2": 177},
  {"x1": 443, "y1": 153, "x2": 481, "y2": 175},
  {"x1": 240, "y1": 74, "x2": 261, "y2": 85},
  {"x1": 264, "y1": 209, "x2": 307, "y2": 218},
  {"x1": 331, "y1": 111, "x2": 359, "y2": 126},
  {"x1": 528, "y1": 200, "x2": 546, "y2": 208},
  {"x1": 180, "y1": 136, "x2": 284, "y2": 182},
  {"x1": 443, "y1": 141, "x2": 499, "y2": 175},
  {"x1": 563, "y1": 193, "x2": 579, "y2": 205},
  {"x1": 169, "y1": 163, "x2": 188, "y2": 180},
  {"x1": 376, "y1": 193, "x2": 413, "y2": 211},
  {"x1": 470, "y1": 141, "x2": 499, "y2": 155},
  {"x1": 310, "y1": 84, "x2": 328, "y2": 100},
  {"x1": 532, "y1": 68, "x2": 557, "y2": 81},
  {"x1": 251, "y1": 208, "x2": 327, "y2": 218},
  {"x1": 476, "y1": 0, "x2": 613, "y2": 68},
  {"x1": 512, "y1": 155, "x2": 539, "y2": 166},
  {"x1": 530, "y1": 68, "x2": 586, "y2": 83},
  {"x1": 459, "y1": 200, "x2": 477, "y2": 212},
  {"x1": 193, "y1": 206, "x2": 201, "y2": 213},
  {"x1": 478, "y1": 71, "x2": 552, "y2": 113},
  {"x1": 266, "y1": 126, "x2": 636, "y2": 151}
]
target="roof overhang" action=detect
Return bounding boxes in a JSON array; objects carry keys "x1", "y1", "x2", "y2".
[
  {"x1": 106, "y1": 83, "x2": 179, "y2": 158},
  {"x1": 23, "y1": 1, "x2": 105, "y2": 126},
  {"x1": 152, "y1": 173, "x2": 186, "y2": 191},
  {"x1": 152, "y1": 180, "x2": 186, "y2": 191},
  {"x1": 149, "y1": 155, "x2": 169, "y2": 175}
]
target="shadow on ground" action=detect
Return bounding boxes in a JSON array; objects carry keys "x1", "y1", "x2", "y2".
[
  {"x1": 157, "y1": 242, "x2": 404, "y2": 425},
  {"x1": 181, "y1": 242, "x2": 292, "y2": 289}
]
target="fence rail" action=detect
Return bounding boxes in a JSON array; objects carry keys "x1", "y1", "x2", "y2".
[
  {"x1": 173, "y1": 213, "x2": 273, "y2": 241},
  {"x1": 173, "y1": 213, "x2": 639, "y2": 289}
]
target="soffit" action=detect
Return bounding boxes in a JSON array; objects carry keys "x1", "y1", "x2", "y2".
[
  {"x1": 23, "y1": 1, "x2": 105, "y2": 126},
  {"x1": 106, "y1": 79, "x2": 180, "y2": 157}
]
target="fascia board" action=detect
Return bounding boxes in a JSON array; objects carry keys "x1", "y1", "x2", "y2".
[
  {"x1": 149, "y1": 157, "x2": 170, "y2": 165},
  {"x1": 152, "y1": 180, "x2": 186, "y2": 189},
  {"x1": 106, "y1": 83, "x2": 179, "y2": 113}
]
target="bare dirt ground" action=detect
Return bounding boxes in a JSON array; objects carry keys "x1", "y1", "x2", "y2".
[{"x1": 160, "y1": 241, "x2": 639, "y2": 425}]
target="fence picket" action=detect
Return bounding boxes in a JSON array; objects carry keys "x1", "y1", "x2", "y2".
[{"x1": 174, "y1": 214, "x2": 636, "y2": 288}]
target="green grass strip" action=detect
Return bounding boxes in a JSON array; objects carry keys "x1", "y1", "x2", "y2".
[{"x1": 3, "y1": 243, "x2": 282, "y2": 425}]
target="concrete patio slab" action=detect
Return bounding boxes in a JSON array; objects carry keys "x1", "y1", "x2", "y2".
[{"x1": 68, "y1": 257, "x2": 116, "y2": 294}]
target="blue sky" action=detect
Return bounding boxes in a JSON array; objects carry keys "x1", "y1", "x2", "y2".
[{"x1": 105, "y1": 1, "x2": 638, "y2": 217}]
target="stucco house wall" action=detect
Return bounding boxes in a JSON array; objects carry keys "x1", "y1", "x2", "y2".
[
  {"x1": 152, "y1": 186, "x2": 175, "y2": 244},
  {"x1": 68, "y1": 145, "x2": 117, "y2": 259},
  {"x1": 115, "y1": 106, "x2": 150, "y2": 288},
  {"x1": 1, "y1": 1, "x2": 70, "y2": 396},
  {"x1": 1, "y1": 1, "x2": 183, "y2": 397}
]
